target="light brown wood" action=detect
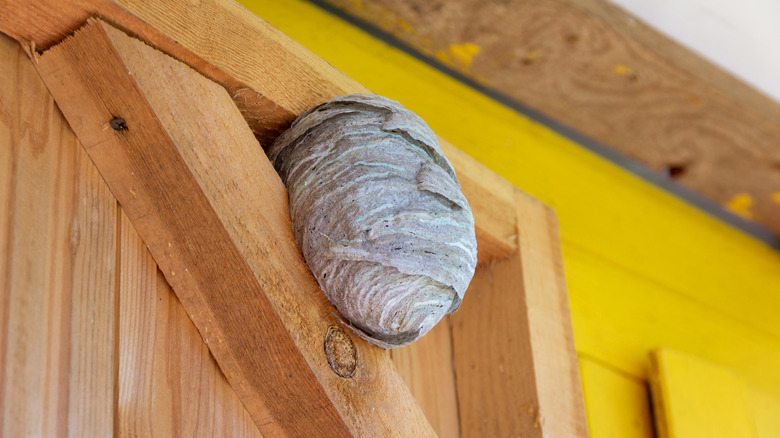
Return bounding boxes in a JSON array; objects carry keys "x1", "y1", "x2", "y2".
[
  {"x1": 36, "y1": 20, "x2": 435, "y2": 437},
  {"x1": 450, "y1": 192, "x2": 588, "y2": 437},
  {"x1": 0, "y1": 33, "x2": 118, "y2": 436},
  {"x1": 1, "y1": 30, "x2": 266, "y2": 438},
  {"x1": 390, "y1": 319, "x2": 460, "y2": 437},
  {"x1": 319, "y1": 0, "x2": 780, "y2": 236},
  {"x1": 2, "y1": 1, "x2": 585, "y2": 434},
  {"x1": 117, "y1": 211, "x2": 264, "y2": 437},
  {"x1": 0, "y1": 0, "x2": 518, "y2": 264},
  {"x1": 0, "y1": 0, "x2": 295, "y2": 145}
]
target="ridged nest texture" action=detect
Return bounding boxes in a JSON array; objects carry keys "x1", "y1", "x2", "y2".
[{"x1": 268, "y1": 94, "x2": 477, "y2": 349}]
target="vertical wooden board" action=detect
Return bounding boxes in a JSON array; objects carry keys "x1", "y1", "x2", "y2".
[
  {"x1": 649, "y1": 349, "x2": 758, "y2": 438},
  {"x1": 0, "y1": 33, "x2": 16, "y2": 412},
  {"x1": 450, "y1": 192, "x2": 587, "y2": 437},
  {"x1": 0, "y1": 33, "x2": 67, "y2": 437},
  {"x1": 63, "y1": 132, "x2": 118, "y2": 437},
  {"x1": 514, "y1": 194, "x2": 587, "y2": 437},
  {"x1": 0, "y1": 33, "x2": 117, "y2": 436},
  {"x1": 117, "y1": 211, "x2": 263, "y2": 437},
  {"x1": 390, "y1": 318, "x2": 460, "y2": 437},
  {"x1": 451, "y1": 253, "x2": 539, "y2": 437},
  {"x1": 579, "y1": 357, "x2": 654, "y2": 438}
]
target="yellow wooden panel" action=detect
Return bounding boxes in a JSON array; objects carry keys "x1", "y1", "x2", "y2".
[
  {"x1": 565, "y1": 244, "x2": 780, "y2": 397},
  {"x1": 579, "y1": 357, "x2": 654, "y2": 438},
  {"x1": 750, "y1": 387, "x2": 780, "y2": 438},
  {"x1": 649, "y1": 349, "x2": 757, "y2": 438},
  {"x1": 241, "y1": 0, "x2": 780, "y2": 344}
]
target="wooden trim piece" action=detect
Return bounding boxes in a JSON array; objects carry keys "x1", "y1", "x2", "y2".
[
  {"x1": 649, "y1": 349, "x2": 758, "y2": 438},
  {"x1": 0, "y1": 0, "x2": 518, "y2": 264},
  {"x1": 35, "y1": 20, "x2": 434, "y2": 437},
  {"x1": 0, "y1": 33, "x2": 118, "y2": 436},
  {"x1": 450, "y1": 192, "x2": 588, "y2": 437}
]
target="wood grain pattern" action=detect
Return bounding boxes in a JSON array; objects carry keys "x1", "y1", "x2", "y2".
[
  {"x1": 0, "y1": 0, "x2": 518, "y2": 264},
  {"x1": 0, "y1": 32, "x2": 118, "y2": 437},
  {"x1": 390, "y1": 319, "x2": 460, "y2": 437},
  {"x1": 319, "y1": 0, "x2": 780, "y2": 236},
  {"x1": 1, "y1": 30, "x2": 266, "y2": 438},
  {"x1": 450, "y1": 192, "x2": 588, "y2": 437},
  {"x1": 36, "y1": 20, "x2": 435, "y2": 436},
  {"x1": 117, "y1": 211, "x2": 264, "y2": 437}
]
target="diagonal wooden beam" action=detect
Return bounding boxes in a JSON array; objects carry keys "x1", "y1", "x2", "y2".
[{"x1": 35, "y1": 19, "x2": 434, "y2": 437}]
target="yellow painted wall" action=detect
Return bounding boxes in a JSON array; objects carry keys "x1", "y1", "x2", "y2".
[{"x1": 240, "y1": 1, "x2": 780, "y2": 435}]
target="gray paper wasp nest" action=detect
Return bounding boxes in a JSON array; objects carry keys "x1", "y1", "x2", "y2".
[{"x1": 269, "y1": 94, "x2": 477, "y2": 349}]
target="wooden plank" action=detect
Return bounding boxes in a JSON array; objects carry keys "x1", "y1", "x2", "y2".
[
  {"x1": 0, "y1": 32, "x2": 118, "y2": 436},
  {"x1": 0, "y1": 0, "x2": 518, "y2": 264},
  {"x1": 389, "y1": 319, "x2": 460, "y2": 437},
  {"x1": 36, "y1": 20, "x2": 434, "y2": 437},
  {"x1": 579, "y1": 357, "x2": 654, "y2": 438},
  {"x1": 315, "y1": 0, "x2": 780, "y2": 236},
  {"x1": 649, "y1": 349, "x2": 758, "y2": 438},
  {"x1": 449, "y1": 192, "x2": 588, "y2": 437},
  {"x1": 117, "y1": 211, "x2": 263, "y2": 437}
]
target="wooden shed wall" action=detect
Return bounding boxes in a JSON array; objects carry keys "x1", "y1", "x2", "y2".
[
  {"x1": 0, "y1": 33, "x2": 264, "y2": 437},
  {"x1": 240, "y1": 1, "x2": 780, "y2": 436}
]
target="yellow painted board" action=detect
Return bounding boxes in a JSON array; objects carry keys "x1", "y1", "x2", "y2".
[
  {"x1": 579, "y1": 357, "x2": 654, "y2": 438},
  {"x1": 241, "y1": 0, "x2": 780, "y2": 343},
  {"x1": 750, "y1": 387, "x2": 780, "y2": 438},
  {"x1": 566, "y1": 244, "x2": 780, "y2": 398},
  {"x1": 649, "y1": 349, "x2": 758, "y2": 438}
]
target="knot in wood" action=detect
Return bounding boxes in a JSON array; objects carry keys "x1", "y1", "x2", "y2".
[{"x1": 324, "y1": 326, "x2": 357, "y2": 378}]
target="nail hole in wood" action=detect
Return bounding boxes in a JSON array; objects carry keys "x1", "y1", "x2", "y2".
[
  {"x1": 663, "y1": 163, "x2": 687, "y2": 179},
  {"x1": 110, "y1": 117, "x2": 128, "y2": 131}
]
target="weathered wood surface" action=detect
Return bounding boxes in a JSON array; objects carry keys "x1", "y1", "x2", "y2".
[
  {"x1": 0, "y1": 0, "x2": 518, "y2": 264},
  {"x1": 318, "y1": 0, "x2": 780, "y2": 236},
  {"x1": 36, "y1": 20, "x2": 435, "y2": 437},
  {"x1": 0, "y1": 31, "x2": 263, "y2": 437}
]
